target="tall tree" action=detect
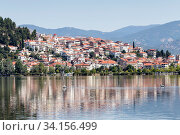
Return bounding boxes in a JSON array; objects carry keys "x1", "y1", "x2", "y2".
[
  {"x1": 133, "y1": 41, "x2": 135, "y2": 48},
  {"x1": 166, "y1": 50, "x2": 171, "y2": 58},
  {"x1": 31, "y1": 30, "x2": 37, "y2": 40},
  {"x1": 0, "y1": 61, "x2": 4, "y2": 74},
  {"x1": 160, "y1": 50, "x2": 165, "y2": 58},
  {"x1": 38, "y1": 63, "x2": 45, "y2": 74},
  {"x1": 15, "y1": 60, "x2": 24, "y2": 74},
  {"x1": 3, "y1": 58, "x2": 14, "y2": 75}
]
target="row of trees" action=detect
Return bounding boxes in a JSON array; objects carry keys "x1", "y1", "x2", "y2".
[
  {"x1": 1, "y1": 61, "x2": 180, "y2": 76},
  {"x1": 156, "y1": 50, "x2": 171, "y2": 58},
  {"x1": 30, "y1": 64, "x2": 76, "y2": 75},
  {"x1": 0, "y1": 16, "x2": 36, "y2": 49},
  {"x1": 67, "y1": 64, "x2": 180, "y2": 76},
  {"x1": 30, "y1": 64, "x2": 180, "y2": 76},
  {"x1": 118, "y1": 64, "x2": 180, "y2": 75},
  {"x1": 0, "y1": 59, "x2": 27, "y2": 75},
  {"x1": 81, "y1": 64, "x2": 180, "y2": 76}
]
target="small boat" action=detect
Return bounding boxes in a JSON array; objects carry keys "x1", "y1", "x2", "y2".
[
  {"x1": 160, "y1": 84, "x2": 165, "y2": 87},
  {"x1": 62, "y1": 85, "x2": 67, "y2": 90}
]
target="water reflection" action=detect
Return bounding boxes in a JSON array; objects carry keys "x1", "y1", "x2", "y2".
[{"x1": 0, "y1": 75, "x2": 180, "y2": 120}]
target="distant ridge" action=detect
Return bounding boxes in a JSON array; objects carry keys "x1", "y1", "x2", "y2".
[
  {"x1": 119, "y1": 20, "x2": 180, "y2": 54},
  {"x1": 19, "y1": 24, "x2": 159, "y2": 39},
  {"x1": 19, "y1": 24, "x2": 104, "y2": 37}
]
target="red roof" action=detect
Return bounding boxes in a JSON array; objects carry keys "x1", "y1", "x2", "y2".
[
  {"x1": 75, "y1": 63, "x2": 90, "y2": 66},
  {"x1": 101, "y1": 60, "x2": 117, "y2": 64},
  {"x1": 144, "y1": 63, "x2": 154, "y2": 66}
]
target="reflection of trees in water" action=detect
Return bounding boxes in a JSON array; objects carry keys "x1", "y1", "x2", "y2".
[
  {"x1": 0, "y1": 102, "x2": 32, "y2": 120},
  {"x1": 15, "y1": 76, "x2": 22, "y2": 92},
  {"x1": 0, "y1": 77, "x2": 34, "y2": 120},
  {"x1": 38, "y1": 76, "x2": 45, "y2": 90},
  {"x1": 0, "y1": 75, "x2": 180, "y2": 120}
]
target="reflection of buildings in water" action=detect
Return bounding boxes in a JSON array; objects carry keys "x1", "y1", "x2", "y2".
[{"x1": 1, "y1": 75, "x2": 180, "y2": 119}]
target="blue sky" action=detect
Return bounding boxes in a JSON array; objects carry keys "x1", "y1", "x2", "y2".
[{"x1": 1, "y1": 0, "x2": 180, "y2": 32}]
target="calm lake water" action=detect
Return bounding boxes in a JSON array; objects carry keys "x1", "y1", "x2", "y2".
[{"x1": 0, "y1": 75, "x2": 180, "y2": 120}]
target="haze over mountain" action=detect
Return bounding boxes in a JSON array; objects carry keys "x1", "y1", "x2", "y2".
[
  {"x1": 19, "y1": 24, "x2": 159, "y2": 40},
  {"x1": 20, "y1": 20, "x2": 180, "y2": 54},
  {"x1": 120, "y1": 20, "x2": 180, "y2": 54}
]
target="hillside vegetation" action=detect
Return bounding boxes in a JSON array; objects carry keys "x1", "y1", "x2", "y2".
[{"x1": 0, "y1": 16, "x2": 36, "y2": 49}]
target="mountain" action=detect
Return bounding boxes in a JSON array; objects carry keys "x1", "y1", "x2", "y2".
[
  {"x1": 103, "y1": 25, "x2": 160, "y2": 40},
  {"x1": 120, "y1": 20, "x2": 180, "y2": 54},
  {"x1": 19, "y1": 25, "x2": 104, "y2": 37},
  {"x1": 19, "y1": 24, "x2": 159, "y2": 39}
]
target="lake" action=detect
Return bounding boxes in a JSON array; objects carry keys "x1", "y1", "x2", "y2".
[{"x1": 0, "y1": 75, "x2": 180, "y2": 120}]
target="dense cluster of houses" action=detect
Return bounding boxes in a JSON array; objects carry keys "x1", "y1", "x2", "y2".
[{"x1": 8, "y1": 33, "x2": 180, "y2": 71}]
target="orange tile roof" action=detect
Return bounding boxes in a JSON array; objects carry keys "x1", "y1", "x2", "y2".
[
  {"x1": 144, "y1": 63, "x2": 154, "y2": 66},
  {"x1": 75, "y1": 63, "x2": 90, "y2": 66},
  {"x1": 12, "y1": 61, "x2": 16, "y2": 65},
  {"x1": 101, "y1": 60, "x2": 117, "y2": 64}
]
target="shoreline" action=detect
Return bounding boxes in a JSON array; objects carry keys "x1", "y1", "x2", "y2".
[{"x1": 0, "y1": 72, "x2": 179, "y2": 77}]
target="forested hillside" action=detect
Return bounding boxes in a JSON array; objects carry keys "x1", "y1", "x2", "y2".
[{"x1": 0, "y1": 16, "x2": 36, "y2": 49}]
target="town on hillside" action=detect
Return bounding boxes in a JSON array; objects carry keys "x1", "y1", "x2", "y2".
[{"x1": 1, "y1": 33, "x2": 180, "y2": 75}]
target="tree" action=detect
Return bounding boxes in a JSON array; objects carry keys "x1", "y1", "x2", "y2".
[
  {"x1": 20, "y1": 36, "x2": 25, "y2": 49},
  {"x1": 156, "y1": 50, "x2": 161, "y2": 58},
  {"x1": 109, "y1": 54, "x2": 114, "y2": 59},
  {"x1": 0, "y1": 53, "x2": 3, "y2": 61},
  {"x1": 160, "y1": 50, "x2": 165, "y2": 58},
  {"x1": 15, "y1": 60, "x2": 24, "y2": 74},
  {"x1": 49, "y1": 67, "x2": 55, "y2": 74},
  {"x1": 3, "y1": 58, "x2": 14, "y2": 75},
  {"x1": 142, "y1": 68, "x2": 148, "y2": 74},
  {"x1": 109, "y1": 66, "x2": 118, "y2": 72},
  {"x1": 35, "y1": 47, "x2": 38, "y2": 52},
  {"x1": 22, "y1": 65, "x2": 28, "y2": 74},
  {"x1": 133, "y1": 41, "x2": 135, "y2": 48},
  {"x1": 89, "y1": 51, "x2": 95, "y2": 58},
  {"x1": 151, "y1": 67, "x2": 156, "y2": 72},
  {"x1": 44, "y1": 67, "x2": 48, "y2": 75},
  {"x1": 156, "y1": 49, "x2": 171, "y2": 58},
  {"x1": 0, "y1": 61, "x2": 4, "y2": 74},
  {"x1": 122, "y1": 50, "x2": 126, "y2": 53},
  {"x1": 137, "y1": 69, "x2": 142, "y2": 74},
  {"x1": 38, "y1": 63, "x2": 45, "y2": 74},
  {"x1": 166, "y1": 50, "x2": 171, "y2": 58},
  {"x1": 0, "y1": 16, "x2": 4, "y2": 27},
  {"x1": 80, "y1": 40, "x2": 84, "y2": 47},
  {"x1": 90, "y1": 69, "x2": 96, "y2": 75},
  {"x1": 69, "y1": 66, "x2": 75, "y2": 72},
  {"x1": 124, "y1": 65, "x2": 135, "y2": 72},
  {"x1": 81, "y1": 68, "x2": 89, "y2": 75},
  {"x1": 4, "y1": 45, "x2": 10, "y2": 53},
  {"x1": 136, "y1": 50, "x2": 141, "y2": 57},
  {"x1": 55, "y1": 64, "x2": 65, "y2": 73},
  {"x1": 176, "y1": 65, "x2": 180, "y2": 72},
  {"x1": 31, "y1": 30, "x2": 36, "y2": 40},
  {"x1": 30, "y1": 65, "x2": 39, "y2": 74}
]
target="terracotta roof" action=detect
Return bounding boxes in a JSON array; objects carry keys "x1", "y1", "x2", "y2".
[
  {"x1": 101, "y1": 60, "x2": 117, "y2": 64},
  {"x1": 75, "y1": 63, "x2": 90, "y2": 66},
  {"x1": 12, "y1": 62, "x2": 16, "y2": 65},
  {"x1": 144, "y1": 63, "x2": 154, "y2": 66}
]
